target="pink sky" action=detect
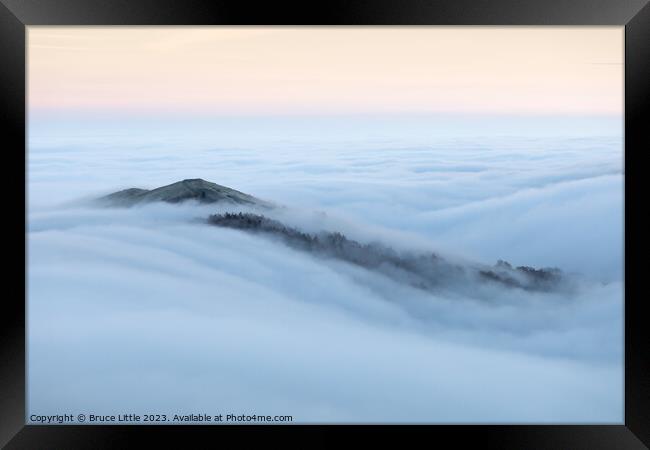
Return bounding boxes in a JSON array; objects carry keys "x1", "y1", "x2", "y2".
[{"x1": 28, "y1": 27, "x2": 623, "y2": 116}]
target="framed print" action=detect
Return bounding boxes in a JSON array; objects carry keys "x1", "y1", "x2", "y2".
[{"x1": 1, "y1": 0, "x2": 649, "y2": 447}]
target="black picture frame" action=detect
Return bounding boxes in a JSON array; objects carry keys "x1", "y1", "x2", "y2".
[{"x1": 2, "y1": 0, "x2": 648, "y2": 447}]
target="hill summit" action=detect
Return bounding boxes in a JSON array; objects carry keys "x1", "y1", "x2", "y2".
[{"x1": 99, "y1": 178, "x2": 270, "y2": 207}]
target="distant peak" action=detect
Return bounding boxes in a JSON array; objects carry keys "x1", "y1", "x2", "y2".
[{"x1": 98, "y1": 178, "x2": 273, "y2": 208}]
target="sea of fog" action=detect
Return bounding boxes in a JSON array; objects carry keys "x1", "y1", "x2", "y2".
[{"x1": 27, "y1": 115, "x2": 624, "y2": 423}]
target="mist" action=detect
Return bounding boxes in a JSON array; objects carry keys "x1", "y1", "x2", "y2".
[{"x1": 27, "y1": 114, "x2": 623, "y2": 423}]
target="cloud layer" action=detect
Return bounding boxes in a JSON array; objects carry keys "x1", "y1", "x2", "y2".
[{"x1": 28, "y1": 115, "x2": 623, "y2": 423}]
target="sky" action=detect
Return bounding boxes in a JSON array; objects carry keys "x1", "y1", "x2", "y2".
[
  {"x1": 27, "y1": 27, "x2": 624, "y2": 423},
  {"x1": 28, "y1": 26, "x2": 623, "y2": 116}
]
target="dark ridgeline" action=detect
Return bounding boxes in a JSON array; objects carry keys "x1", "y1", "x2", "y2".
[{"x1": 208, "y1": 212, "x2": 565, "y2": 294}]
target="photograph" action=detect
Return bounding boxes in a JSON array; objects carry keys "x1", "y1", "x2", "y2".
[{"x1": 26, "y1": 26, "x2": 624, "y2": 424}]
